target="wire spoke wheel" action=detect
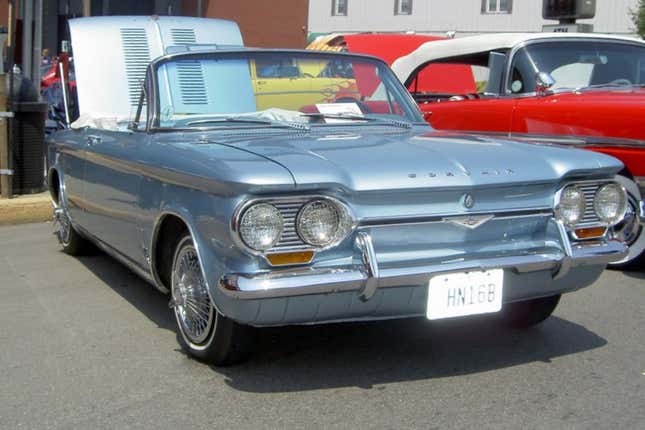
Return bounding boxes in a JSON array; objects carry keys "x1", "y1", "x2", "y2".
[
  {"x1": 172, "y1": 243, "x2": 214, "y2": 345},
  {"x1": 54, "y1": 208, "x2": 72, "y2": 246}
]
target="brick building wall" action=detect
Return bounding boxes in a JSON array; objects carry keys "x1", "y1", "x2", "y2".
[{"x1": 206, "y1": 0, "x2": 309, "y2": 48}]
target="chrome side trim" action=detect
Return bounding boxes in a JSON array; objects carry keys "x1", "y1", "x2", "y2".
[{"x1": 361, "y1": 209, "x2": 553, "y2": 228}]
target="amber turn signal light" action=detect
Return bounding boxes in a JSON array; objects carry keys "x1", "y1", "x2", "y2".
[
  {"x1": 574, "y1": 226, "x2": 607, "y2": 240},
  {"x1": 266, "y1": 250, "x2": 315, "y2": 266}
]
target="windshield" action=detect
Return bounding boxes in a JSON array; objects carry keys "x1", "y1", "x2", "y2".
[
  {"x1": 509, "y1": 41, "x2": 645, "y2": 93},
  {"x1": 153, "y1": 51, "x2": 424, "y2": 129}
]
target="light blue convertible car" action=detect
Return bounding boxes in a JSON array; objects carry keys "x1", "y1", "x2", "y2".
[{"x1": 47, "y1": 17, "x2": 629, "y2": 364}]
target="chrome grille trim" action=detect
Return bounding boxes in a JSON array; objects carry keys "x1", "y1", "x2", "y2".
[
  {"x1": 269, "y1": 198, "x2": 310, "y2": 251},
  {"x1": 578, "y1": 183, "x2": 603, "y2": 227}
]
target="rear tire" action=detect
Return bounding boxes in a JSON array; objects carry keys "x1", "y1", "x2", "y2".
[
  {"x1": 499, "y1": 294, "x2": 561, "y2": 328},
  {"x1": 54, "y1": 207, "x2": 92, "y2": 256},
  {"x1": 171, "y1": 234, "x2": 253, "y2": 365}
]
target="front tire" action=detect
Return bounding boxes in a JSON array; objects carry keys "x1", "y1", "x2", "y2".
[
  {"x1": 499, "y1": 294, "x2": 561, "y2": 328},
  {"x1": 171, "y1": 234, "x2": 252, "y2": 365}
]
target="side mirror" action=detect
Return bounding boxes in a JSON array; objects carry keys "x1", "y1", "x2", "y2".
[{"x1": 536, "y1": 72, "x2": 555, "y2": 96}]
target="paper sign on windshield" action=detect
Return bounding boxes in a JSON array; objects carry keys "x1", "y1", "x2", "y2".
[{"x1": 315, "y1": 102, "x2": 363, "y2": 123}]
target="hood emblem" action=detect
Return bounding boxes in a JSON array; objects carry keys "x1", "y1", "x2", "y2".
[
  {"x1": 445, "y1": 214, "x2": 494, "y2": 230},
  {"x1": 463, "y1": 193, "x2": 475, "y2": 209}
]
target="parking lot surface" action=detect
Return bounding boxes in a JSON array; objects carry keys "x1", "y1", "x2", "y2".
[{"x1": 1, "y1": 223, "x2": 644, "y2": 429}]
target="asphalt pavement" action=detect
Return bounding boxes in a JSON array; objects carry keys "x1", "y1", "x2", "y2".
[{"x1": 1, "y1": 222, "x2": 644, "y2": 429}]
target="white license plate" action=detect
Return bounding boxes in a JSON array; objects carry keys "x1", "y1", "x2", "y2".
[{"x1": 426, "y1": 269, "x2": 504, "y2": 320}]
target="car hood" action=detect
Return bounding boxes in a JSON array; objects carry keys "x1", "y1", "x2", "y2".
[{"x1": 201, "y1": 127, "x2": 621, "y2": 191}]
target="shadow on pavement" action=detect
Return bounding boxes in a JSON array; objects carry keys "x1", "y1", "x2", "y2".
[
  {"x1": 76, "y1": 253, "x2": 175, "y2": 332},
  {"x1": 76, "y1": 252, "x2": 607, "y2": 393},
  {"x1": 620, "y1": 268, "x2": 645, "y2": 281},
  {"x1": 216, "y1": 315, "x2": 606, "y2": 393}
]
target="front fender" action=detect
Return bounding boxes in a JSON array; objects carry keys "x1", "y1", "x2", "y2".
[{"x1": 148, "y1": 183, "x2": 264, "y2": 319}]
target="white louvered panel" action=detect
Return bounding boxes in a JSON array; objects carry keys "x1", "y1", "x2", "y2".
[
  {"x1": 120, "y1": 28, "x2": 151, "y2": 107},
  {"x1": 171, "y1": 28, "x2": 197, "y2": 45},
  {"x1": 176, "y1": 61, "x2": 209, "y2": 105}
]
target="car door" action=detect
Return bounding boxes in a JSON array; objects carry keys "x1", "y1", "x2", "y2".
[
  {"x1": 57, "y1": 132, "x2": 87, "y2": 225},
  {"x1": 428, "y1": 97, "x2": 515, "y2": 133},
  {"x1": 80, "y1": 128, "x2": 146, "y2": 265},
  {"x1": 410, "y1": 57, "x2": 515, "y2": 133}
]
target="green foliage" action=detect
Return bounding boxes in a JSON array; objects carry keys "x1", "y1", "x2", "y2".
[{"x1": 632, "y1": 0, "x2": 645, "y2": 39}]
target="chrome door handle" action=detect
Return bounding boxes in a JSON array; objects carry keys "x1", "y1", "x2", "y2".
[{"x1": 87, "y1": 135, "x2": 102, "y2": 146}]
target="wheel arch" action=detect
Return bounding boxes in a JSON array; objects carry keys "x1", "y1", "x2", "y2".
[
  {"x1": 47, "y1": 167, "x2": 62, "y2": 206},
  {"x1": 149, "y1": 210, "x2": 223, "y2": 305}
]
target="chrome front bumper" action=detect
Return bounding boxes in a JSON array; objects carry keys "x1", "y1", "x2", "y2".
[{"x1": 219, "y1": 229, "x2": 627, "y2": 301}]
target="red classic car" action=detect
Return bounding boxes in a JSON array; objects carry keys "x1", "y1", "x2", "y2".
[
  {"x1": 391, "y1": 33, "x2": 645, "y2": 268},
  {"x1": 306, "y1": 33, "x2": 477, "y2": 95}
]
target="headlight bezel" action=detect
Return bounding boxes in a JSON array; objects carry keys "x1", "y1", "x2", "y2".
[
  {"x1": 233, "y1": 195, "x2": 356, "y2": 257},
  {"x1": 237, "y1": 202, "x2": 284, "y2": 252},
  {"x1": 296, "y1": 198, "x2": 353, "y2": 248},
  {"x1": 555, "y1": 180, "x2": 628, "y2": 231},
  {"x1": 554, "y1": 184, "x2": 587, "y2": 228},
  {"x1": 593, "y1": 182, "x2": 628, "y2": 225}
]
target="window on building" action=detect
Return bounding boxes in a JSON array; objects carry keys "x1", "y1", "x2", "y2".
[
  {"x1": 481, "y1": 0, "x2": 512, "y2": 14},
  {"x1": 332, "y1": 0, "x2": 348, "y2": 16},
  {"x1": 394, "y1": 0, "x2": 413, "y2": 15}
]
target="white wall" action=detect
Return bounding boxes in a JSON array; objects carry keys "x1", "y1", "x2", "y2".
[{"x1": 308, "y1": 0, "x2": 640, "y2": 36}]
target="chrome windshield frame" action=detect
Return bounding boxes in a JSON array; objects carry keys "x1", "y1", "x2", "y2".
[{"x1": 145, "y1": 48, "x2": 426, "y2": 131}]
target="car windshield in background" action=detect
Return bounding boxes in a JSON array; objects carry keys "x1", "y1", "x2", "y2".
[
  {"x1": 510, "y1": 41, "x2": 645, "y2": 93},
  {"x1": 154, "y1": 52, "x2": 423, "y2": 129}
]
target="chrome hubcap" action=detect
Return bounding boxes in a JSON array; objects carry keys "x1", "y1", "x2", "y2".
[{"x1": 172, "y1": 245, "x2": 214, "y2": 344}]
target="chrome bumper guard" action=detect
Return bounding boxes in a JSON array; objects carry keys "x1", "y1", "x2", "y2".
[{"x1": 219, "y1": 226, "x2": 627, "y2": 300}]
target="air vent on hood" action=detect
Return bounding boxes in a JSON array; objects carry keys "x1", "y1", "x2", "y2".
[
  {"x1": 120, "y1": 28, "x2": 151, "y2": 106},
  {"x1": 171, "y1": 28, "x2": 197, "y2": 45},
  {"x1": 177, "y1": 61, "x2": 209, "y2": 105}
]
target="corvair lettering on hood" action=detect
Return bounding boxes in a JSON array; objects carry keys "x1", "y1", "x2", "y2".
[{"x1": 409, "y1": 168, "x2": 515, "y2": 179}]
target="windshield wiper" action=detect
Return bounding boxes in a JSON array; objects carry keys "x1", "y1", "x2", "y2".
[
  {"x1": 186, "y1": 116, "x2": 309, "y2": 130},
  {"x1": 301, "y1": 113, "x2": 412, "y2": 129}
]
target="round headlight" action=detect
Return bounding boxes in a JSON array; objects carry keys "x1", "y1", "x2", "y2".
[
  {"x1": 556, "y1": 185, "x2": 586, "y2": 227},
  {"x1": 239, "y1": 203, "x2": 283, "y2": 251},
  {"x1": 297, "y1": 199, "x2": 351, "y2": 247},
  {"x1": 594, "y1": 183, "x2": 627, "y2": 225}
]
